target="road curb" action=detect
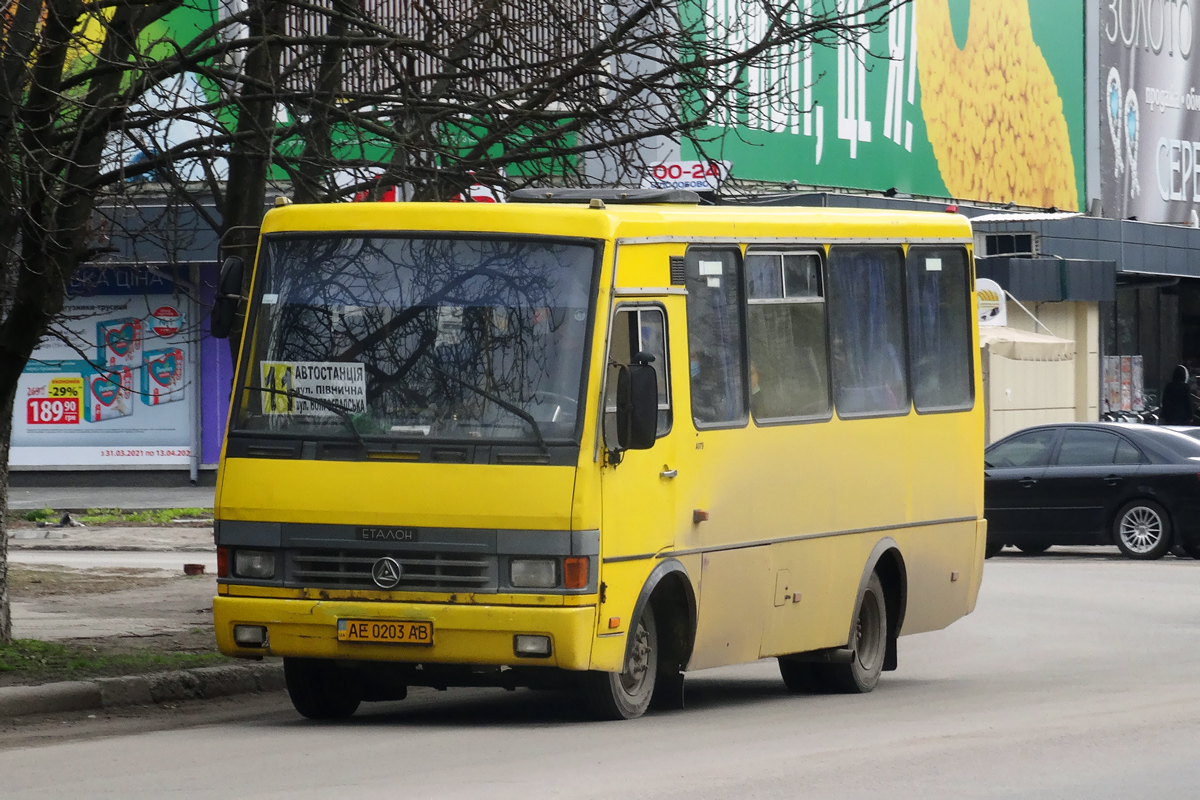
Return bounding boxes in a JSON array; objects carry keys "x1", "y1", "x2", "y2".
[{"x1": 0, "y1": 661, "x2": 284, "y2": 719}]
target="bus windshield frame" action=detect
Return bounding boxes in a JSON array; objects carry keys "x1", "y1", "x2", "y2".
[{"x1": 229, "y1": 231, "x2": 604, "y2": 450}]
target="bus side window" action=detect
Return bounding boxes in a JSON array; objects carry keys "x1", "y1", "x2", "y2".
[
  {"x1": 684, "y1": 247, "x2": 747, "y2": 427},
  {"x1": 604, "y1": 306, "x2": 672, "y2": 445},
  {"x1": 745, "y1": 250, "x2": 831, "y2": 422},
  {"x1": 827, "y1": 246, "x2": 909, "y2": 417},
  {"x1": 906, "y1": 246, "x2": 973, "y2": 412}
]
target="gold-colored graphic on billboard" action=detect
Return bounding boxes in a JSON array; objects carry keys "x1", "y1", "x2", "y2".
[{"x1": 917, "y1": 0, "x2": 1077, "y2": 210}]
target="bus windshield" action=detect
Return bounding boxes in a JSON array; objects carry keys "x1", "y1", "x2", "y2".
[{"x1": 234, "y1": 235, "x2": 599, "y2": 444}]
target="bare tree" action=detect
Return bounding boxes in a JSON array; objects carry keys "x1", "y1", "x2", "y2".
[{"x1": 0, "y1": 0, "x2": 906, "y2": 642}]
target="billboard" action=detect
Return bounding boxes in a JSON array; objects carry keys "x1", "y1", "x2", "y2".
[
  {"x1": 691, "y1": 0, "x2": 1085, "y2": 211},
  {"x1": 9, "y1": 268, "x2": 197, "y2": 469},
  {"x1": 1099, "y1": 0, "x2": 1200, "y2": 223}
]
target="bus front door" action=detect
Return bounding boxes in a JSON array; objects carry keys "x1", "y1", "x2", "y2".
[{"x1": 598, "y1": 302, "x2": 685, "y2": 642}]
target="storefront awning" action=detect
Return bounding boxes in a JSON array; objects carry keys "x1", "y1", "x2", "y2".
[{"x1": 979, "y1": 326, "x2": 1075, "y2": 361}]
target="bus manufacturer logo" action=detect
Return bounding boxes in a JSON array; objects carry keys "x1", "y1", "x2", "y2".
[
  {"x1": 357, "y1": 526, "x2": 419, "y2": 542},
  {"x1": 371, "y1": 557, "x2": 403, "y2": 589}
]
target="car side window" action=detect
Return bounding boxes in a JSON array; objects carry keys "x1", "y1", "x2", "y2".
[
  {"x1": 1114, "y1": 438, "x2": 1143, "y2": 465},
  {"x1": 1055, "y1": 430, "x2": 1121, "y2": 466},
  {"x1": 986, "y1": 429, "x2": 1056, "y2": 468}
]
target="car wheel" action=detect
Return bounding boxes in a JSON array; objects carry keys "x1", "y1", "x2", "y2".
[
  {"x1": 1015, "y1": 543, "x2": 1051, "y2": 555},
  {"x1": 581, "y1": 607, "x2": 658, "y2": 720},
  {"x1": 1112, "y1": 499, "x2": 1173, "y2": 560},
  {"x1": 984, "y1": 541, "x2": 1004, "y2": 559},
  {"x1": 815, "y1": 573, "x2": 887, "y2": 694},
  {"x1": 284, "y1": 658, "x2": 361, "y2": 720}
]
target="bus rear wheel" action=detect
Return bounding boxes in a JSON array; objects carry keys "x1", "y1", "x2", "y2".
[
  {"x1": 581, "y1": 608, "x2": 658, "y2": 720},
  {"x1": 818, "y1": 573, "x2": 887, "y2": 694},
  {"x1": 284, "y1": 658, "x2": 362, "y2": 720}
]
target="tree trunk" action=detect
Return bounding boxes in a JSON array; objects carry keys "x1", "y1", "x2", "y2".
[{"x1": 0, "y1": 375, "x2": 15, "y2": 644}]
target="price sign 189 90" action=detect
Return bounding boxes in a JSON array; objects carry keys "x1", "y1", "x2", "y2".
[{"x1": 27, "y1": 397, "x2": 80, "y2": 424}]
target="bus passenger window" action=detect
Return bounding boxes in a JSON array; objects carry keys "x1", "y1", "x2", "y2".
[
  {"x1": 906, "y1": 246, "x2": 973, "y2": 412},
  {"x1": 745, "y1": 250, "x2": 830, "y2": 422},
  {"x1": 684, "y1": 248, "x2": 747, "y2": 427},
  {"x1": 828, "y1": 247, "x2": 909, "y2": 417},
  {"x1": 604, "y1": 306, "x2": 672, "y2": 444}
]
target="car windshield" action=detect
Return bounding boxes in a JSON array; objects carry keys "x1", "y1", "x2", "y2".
[{"x1": 234, "y1": 235, "x2": 599, "y2": 443}]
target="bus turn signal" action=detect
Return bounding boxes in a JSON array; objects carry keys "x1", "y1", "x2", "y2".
[{"x1": 564, "y1": 557, "x2": 588, "y2": 589}]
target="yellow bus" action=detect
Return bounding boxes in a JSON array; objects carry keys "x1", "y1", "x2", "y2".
[{"x1": 211, "y1": 188, "x2": 986, "y2": 720}]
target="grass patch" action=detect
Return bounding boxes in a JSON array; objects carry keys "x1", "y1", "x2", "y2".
[
  {"x1": 8, "y1": 507, "x2": 212, "y2": 527},
  {"x1": 0, "y1": 639, "x2": 228, "y2": 684},
  {"x1": 78, "y1": 507, "x2": 211, "y2": 525},
  {"x1": 22, "y1": 507, "x2": 56, "y2": 523}
]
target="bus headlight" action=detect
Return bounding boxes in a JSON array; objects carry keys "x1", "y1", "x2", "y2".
[
  {"x1": 510, "y1": 558, "x2": 557, "y2": 588},
  {"x1": 234, "y1": 549, "x2": 276, "y2": 579}
]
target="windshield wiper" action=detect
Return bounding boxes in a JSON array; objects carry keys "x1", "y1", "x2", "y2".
[
  {"x1": 426, "y1": 364, "x2": 549, "y2": 454},
  {"x1": 243, "y1": 384, "x2": 371, "y2": 455}
]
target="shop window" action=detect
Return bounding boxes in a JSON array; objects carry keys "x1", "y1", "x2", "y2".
[
  {"x1": 745, "y1": 250, "x2": 830, "y2": 422},
  {"x1": 828, "y1": 246, "x2": 909, "y2": 417},
  {"x1": 906, "y1": 246, "x2": 973, "y2": 412},
  {"x1": 684, "y1": 247, "x2": 747, "y2": 427},
  {"x1": 984, "y1": 233, "x2": 1036, "y2": 256}
]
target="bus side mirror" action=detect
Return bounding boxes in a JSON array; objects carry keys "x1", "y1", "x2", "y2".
[
  {"x1": 210, "y1": 256, "x2": 245, "y2": 339},
  {"x1": 616, "y1": 363, "x2": 657, "y2": 450}
]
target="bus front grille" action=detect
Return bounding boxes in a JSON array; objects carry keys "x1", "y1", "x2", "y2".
[{"x1": 288, "y1": 549, "x2": 496, "y2": 591}]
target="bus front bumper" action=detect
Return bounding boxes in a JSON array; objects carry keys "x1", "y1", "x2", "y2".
[{"x1": 213, "y1": 596, "x2": 596, "y2": 671}]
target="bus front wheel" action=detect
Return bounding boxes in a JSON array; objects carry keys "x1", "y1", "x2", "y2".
[
  {"x1": 284, "y1": 657, "x2": 362, "y2": 720},
  {"x1": 819, "y1": 572, "x2": 887, "y2": 694},
  {"x1": 581, "y1": 609, "x2": 658, "y2": 720}
]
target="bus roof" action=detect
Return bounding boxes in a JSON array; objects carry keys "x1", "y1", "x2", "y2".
[{"x1": 259, "y1": 200, "x2": 974, "y2": 243}]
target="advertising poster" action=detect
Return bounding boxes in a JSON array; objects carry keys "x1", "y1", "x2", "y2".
[
  {"x1": 9, "y1": 267, "x2": 196, "y2": 468},
  {"x1": 1131, "y1": 355, "x2": 1145, "y2": 410},
  {"x1": 1103, "y1": 355, "x2": 1122, "y2": 412},
  {"x1": 1100, "y1": 1, "x2": 1200, "y2": 222},
  {"x1": 1120, "y1": 355, "x2": 1133, "y2": 411},
  {"x1": 690, "y1": 0, "x2": 1085, "y2": 210}
]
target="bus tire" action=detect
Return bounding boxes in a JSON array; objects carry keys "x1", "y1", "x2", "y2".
[
  {"x1": 778, "y1": 658, "x2": 822, "y2": 693},
  {"x1": 581, "y1": 608, "x2": 658, "y2": 720},
  {"x1": 284, "y1": 657, "x2": 362, "y2": 720},
  {"x1": 818, "y1": 573, "x2": 887, "y2": 694}
]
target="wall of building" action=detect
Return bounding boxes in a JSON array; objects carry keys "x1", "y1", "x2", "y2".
[
  {"x1": 984, "y1": 352, "x2": 1076, "y2": 444},
  {"x1": 983, "y1": 299, "x2": 1100, "y2": 443}
]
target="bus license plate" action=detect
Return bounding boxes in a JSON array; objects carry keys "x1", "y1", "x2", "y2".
[{"x1": 337, "y1": 619, "x2": 433, "y2": 645}]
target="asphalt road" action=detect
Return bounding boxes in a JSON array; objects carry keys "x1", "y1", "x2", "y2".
[{"x1": 2, "y1": 547, "x2": 1198, "y2": 799}]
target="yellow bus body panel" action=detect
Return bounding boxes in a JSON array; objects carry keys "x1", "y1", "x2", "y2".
[
  {"x1": 214, "y1": 596, "x2": 594, "y2": 670},
  {"x1": 218, "y1": 458, "x2": 575, "y2": 529}
]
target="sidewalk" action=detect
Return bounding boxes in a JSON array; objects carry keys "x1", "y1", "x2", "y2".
[
  {"x1": 0, "y1": 521, "x2": 285, "y2": 719},
  {"x1": 10, "y1": 525, "x2": 213, "y2": 551},
  {"x1": 7, "y1": 485, "x2": 215, "y2": 512}
]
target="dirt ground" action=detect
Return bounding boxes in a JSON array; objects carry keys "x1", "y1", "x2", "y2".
[{"x1": 2, "y1": 564, "x2": 226, "y2": 687}]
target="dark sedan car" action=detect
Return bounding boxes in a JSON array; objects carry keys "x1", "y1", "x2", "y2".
[{"x1": 985, "y1": 423, "x2": 1200, "y2": 560}]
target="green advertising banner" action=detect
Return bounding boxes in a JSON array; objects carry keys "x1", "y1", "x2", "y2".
[{"x1": 688, "y1": 0, "x2": 1085, "y2": 211}]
